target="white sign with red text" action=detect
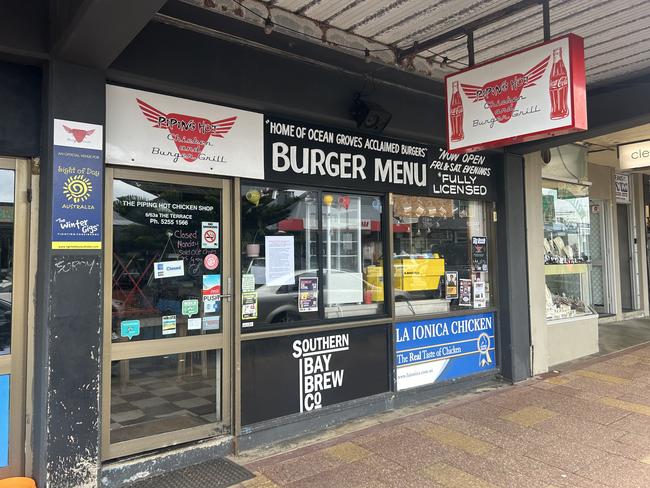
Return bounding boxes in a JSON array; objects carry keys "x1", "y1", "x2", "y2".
[
  {"x1": 445, "y1": 35, "x2": 587, "y2": 153},
  {"x1": 106, "y1": 85, "x2": 264, "y2": 178}
]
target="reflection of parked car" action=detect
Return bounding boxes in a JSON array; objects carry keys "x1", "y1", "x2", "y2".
[
  {"x1": 245, "y1": 258, "x2": 266, "y2": 285},
  {"x1": 0, "y1": 279, "x2": 11, "y2": 303},
  {"x1": 0, "y1": 298, "x2": 11, "y2": 355}
]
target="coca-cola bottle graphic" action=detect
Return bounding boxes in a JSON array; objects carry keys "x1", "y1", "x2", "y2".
[
  {"x1": 450, "y1": 81, "x2": 464, "y2": 141},
  {"x1": 549, "y1": 47, "x2": 569, "y2": 119}
]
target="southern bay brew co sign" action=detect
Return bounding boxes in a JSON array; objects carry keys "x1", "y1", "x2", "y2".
[
  {"x1": 241, "y1": 325, "x2": 390, "y2": 425},
  {"x1": 264, "y1": 116, "x2": 498, "y2": 201},
  {"x1": 445, "y1": 34, "x2": 587, "y2": 153}
]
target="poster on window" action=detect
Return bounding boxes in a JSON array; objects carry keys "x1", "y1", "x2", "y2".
[
  {"x1": 459, "y1": 279, "x2": 472, "y2": 307},
  {"x1": 202, "y1": 274, "x2": 221, "y2": 313},
  {"x1": 241, "y1": 325, "x2": 390, "y2": 425},
  {"x1": 473, "y1": 280, "x2": 486, "y2": 308},
  {"x1": 298, "y1": 277, "x2": 319, "y2": 313},
  {"x1": 471, "y1": 236, "x2": 488, "y2": 272},
  {"x1": 241, "y1": 292, "x2": 258, "y2": 320},
  {"x1": 52, "y1": 119, "x2": 103, "y2": 250},
  {"x1": 395, "y1": 313, "x2": 496, "y2": 390},
  {"x1": 445, "y1": 272, "x2": 459, "y2": 299},
  {"x1": 615, "y1": 174, "x2": 630, "y2": 203},
  {"x1": 265, "y1": 235, "x2": 295, "y2": 286}
]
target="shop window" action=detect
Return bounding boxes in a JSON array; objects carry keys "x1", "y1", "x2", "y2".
[
  {"x1": 542, "y1": 181, "x2": 594, "y2": 320},
  {"x1": 323, "y1": 193, "x2": 384, "y2": 318},
  {"x1": 0, "y1": 170, "x2": 13, "y2": 356},
  {"x1": 111, "y1": 179, "x2": 222, "y2": 342},
  {"x1": 241, "y1": 185, "x2": 385, "y2": 329},
  {"x1": 392, "y1": 195, "x2": 492, "y2": 316}
]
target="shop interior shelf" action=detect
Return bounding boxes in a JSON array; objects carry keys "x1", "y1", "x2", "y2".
[{"x1": 544, "y1": 263, "x2": 590, "y2": 276}]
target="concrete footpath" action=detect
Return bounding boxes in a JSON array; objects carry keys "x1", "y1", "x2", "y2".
[{"x1": 234, "y1": 342, "x2": 650, "y2": 487}]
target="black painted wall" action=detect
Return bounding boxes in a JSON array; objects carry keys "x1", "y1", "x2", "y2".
[
  {"x1": 109, "y1": 22, "x2": 447, "y2": 145},
  {"x1": 0, "y1": 60, "x2": 41, "y2": 157},
  {"x1": 496, "y1": 153, "x2": 532, "y2": 382},
  {"x1": 32, "y1": 60, "x2": 105, "y2": 488}
]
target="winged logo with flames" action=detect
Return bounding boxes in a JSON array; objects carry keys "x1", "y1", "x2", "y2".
[
  {"x1": 460, "y1": 56, "x2": 550, "y2": 123},
  {"x1": 137, "y1": 98, "x2": 237, "y2": 162}
]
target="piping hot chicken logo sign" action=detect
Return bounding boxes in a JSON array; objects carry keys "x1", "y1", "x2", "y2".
[
  {"x1": 445, "y1": 34, "x2": 587, "y2": 153},
  {"x1": 63, "y1": 125, "x2": 96, "y2": 143},
  {"x1": 136, "y1": 98, "x2": 237, "y2": 162},
  {"x1": 106, "y1": 85, "x2": 263, "y2": 179},
  {"x1": 461, "y1": 56, "x2": 550, "y2": 124}
]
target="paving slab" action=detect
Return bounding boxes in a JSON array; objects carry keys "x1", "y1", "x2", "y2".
[{"x1": 235, "y1": 341, "x2": 650, "y2": 488}]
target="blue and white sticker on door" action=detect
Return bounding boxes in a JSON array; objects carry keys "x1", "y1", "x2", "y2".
[
  {"x1": 120, "y1": 320, "x2": 141, "y2": 340},
  {"x1": 395, "y1": 312, "x2": 495, "y2": 391}
]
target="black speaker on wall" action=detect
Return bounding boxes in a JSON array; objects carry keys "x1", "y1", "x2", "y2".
[{"x1": 351, "y1": 94, "x2": 392, "y2": 133}]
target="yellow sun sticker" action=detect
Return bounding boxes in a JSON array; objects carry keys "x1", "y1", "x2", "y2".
[{"x1": 63, "y1": 175, "x2": 92, "y2": 203}]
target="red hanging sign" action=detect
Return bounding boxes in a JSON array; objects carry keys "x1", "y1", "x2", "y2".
[{"x1": 445, "y1": 34, "x2": 587, "y2": 153}]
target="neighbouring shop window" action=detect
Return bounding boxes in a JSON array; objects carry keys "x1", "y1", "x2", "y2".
[
  {"x1": 0, "y1": 170, "x2": 14, "y2": 356},
  {"x1": 111, "y1": 179, "x2": 222, "y2": 342},
  {"x1": 542, "y1": 181, "x2": 594, "y2": 320},
  {"x1": 241, "y1": 184, "x2": 384, "y2": 329},
  {"x1": 392, "y1": 195, "x2": 491, "y2": 316}
]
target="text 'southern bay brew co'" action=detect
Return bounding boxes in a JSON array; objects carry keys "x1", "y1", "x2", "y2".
[{"x1": 549, "y1": 47, "x2": 569, "y2": 120}]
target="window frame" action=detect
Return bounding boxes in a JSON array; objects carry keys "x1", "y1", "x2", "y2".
[
  {"x1": 240, "y1": 180, "x2": 391, "y2": 333},
  {"x1": 390, "y1": 196, "x2": 499, "y2": 321}
]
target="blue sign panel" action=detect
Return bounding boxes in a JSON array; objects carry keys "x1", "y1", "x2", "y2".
[
  {"x1": 51, "y1": 119, "x2": 103, "y2": 250},
  {"x1": 0, "y1": 374, "x2": 9, "y2": 467},
  {"x1": 395, "y1": 312, "x2": 496, "y2": 390}
]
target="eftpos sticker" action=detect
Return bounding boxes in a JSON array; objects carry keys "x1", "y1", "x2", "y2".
[
  {"x1": 120, "y1": 320, "x2": 140, "y2": 340},
  {"x1": 201, "y1": 222, "x2": 219, "y2": 249}
]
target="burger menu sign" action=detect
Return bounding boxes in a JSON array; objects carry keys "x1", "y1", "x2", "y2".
[{"x1": 446, "y1": 34, "x2": 587, "y2": 153}]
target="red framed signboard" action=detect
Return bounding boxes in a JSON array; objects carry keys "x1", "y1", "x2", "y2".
[{"x1": 445, "y1": 34, "x2": 587, "y2": 153}]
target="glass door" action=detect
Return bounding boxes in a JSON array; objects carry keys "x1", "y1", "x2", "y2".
[
  {"x1": 0, "y1": 158, "x2": 29, "y2": 477},
  {"x1": 589, "y1": 200, "x2": 612, "y2": 315},
  {"x1": 102, "y1": 168, "x2": 231, "y2": 460}
]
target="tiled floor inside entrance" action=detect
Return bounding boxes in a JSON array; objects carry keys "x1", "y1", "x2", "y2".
[
  {"x1": 110, "y1": 358, "x2": 219, "y2": 444},
  {"x1": 236, "y1": 337, "x2": 650, "y2": 487}
]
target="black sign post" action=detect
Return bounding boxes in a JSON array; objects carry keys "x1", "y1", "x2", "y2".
[{"x1": 264, "y1": 115, "x2": 498, "y2": 201}]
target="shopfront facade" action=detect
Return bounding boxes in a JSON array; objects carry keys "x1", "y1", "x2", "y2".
[
  {"x1": 98, "y1": 81, "x2": 510, "y2": 471},
  {"x1": 525, "y1": 143, "x2": 650, "y2": 373},
  {"x1": 0, "y1": 12, "x2": 535, "y2": 483}
]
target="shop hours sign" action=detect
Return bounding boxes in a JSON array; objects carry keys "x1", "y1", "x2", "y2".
[
  {"x1": 445, "y1": 34, "x2": 587, "y2": 153},
  {"x1": 241, "y1": 325, "x2": 390, "y2": 425}
]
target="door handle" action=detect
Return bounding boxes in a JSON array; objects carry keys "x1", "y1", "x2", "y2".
[{"x1": 218, "y1": 277, "x2": 233, "y2": 301}]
